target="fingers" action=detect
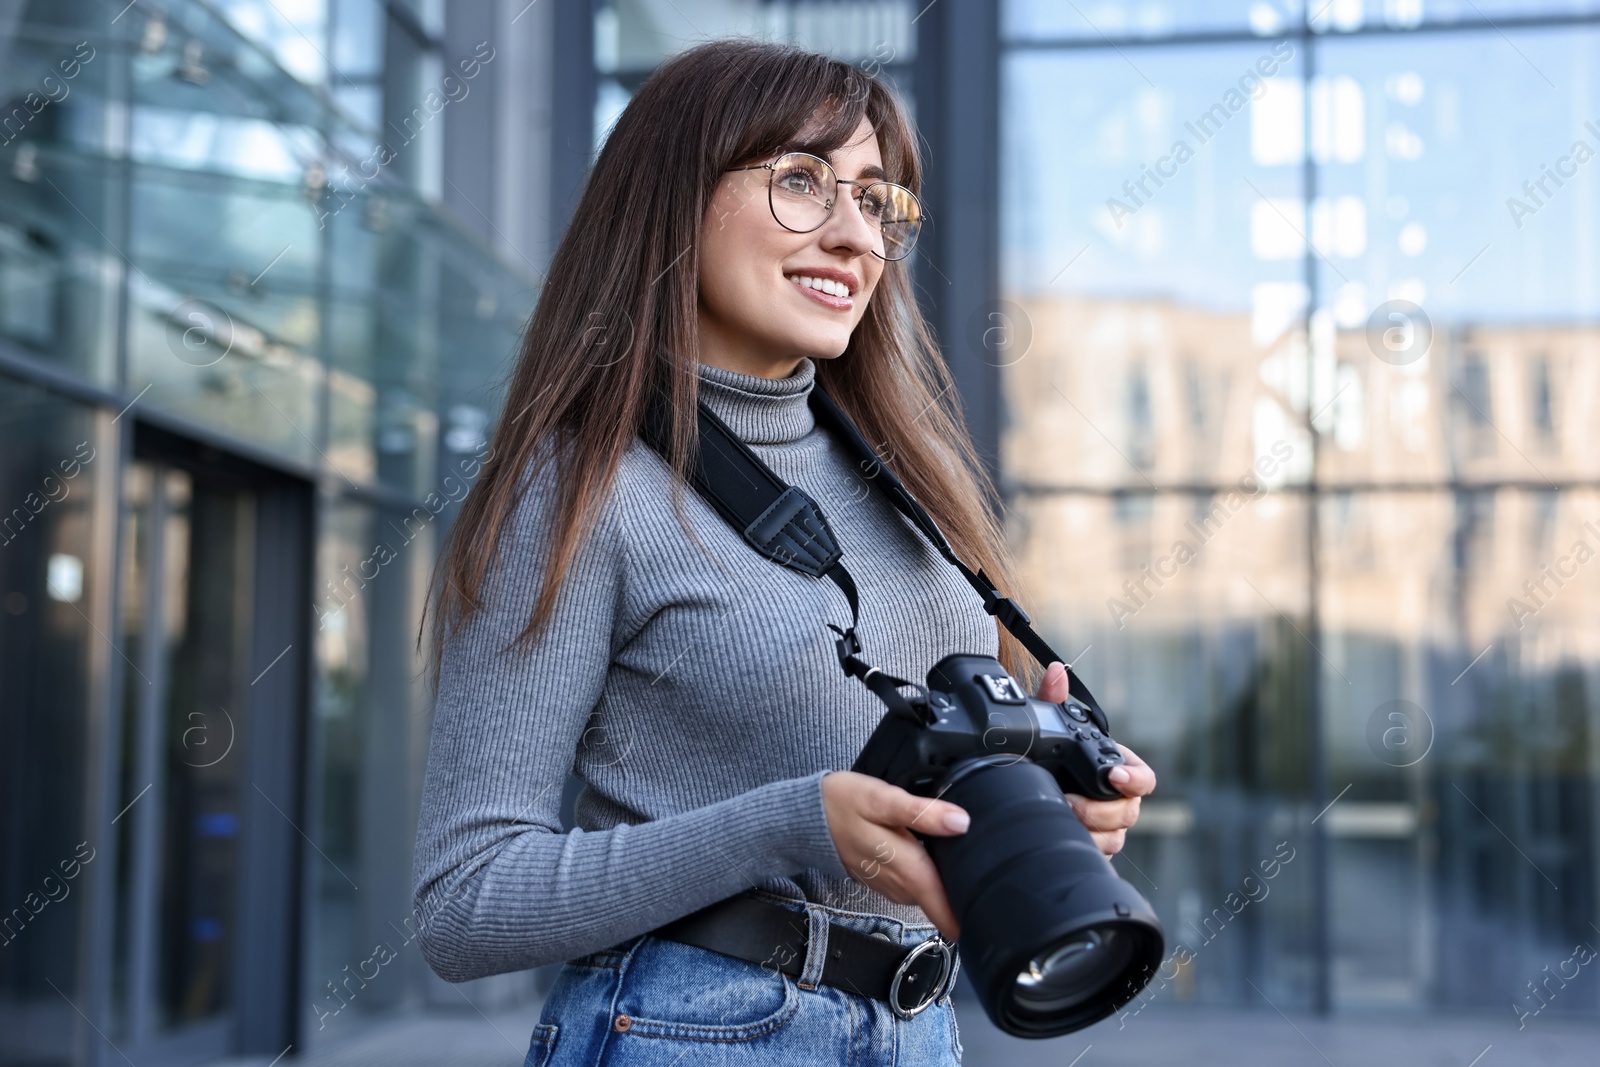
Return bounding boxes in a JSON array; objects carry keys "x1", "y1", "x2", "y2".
[
  {"x1": 921, "y1": 886, "x2": 962, "y2": 942},
  {"x1": 1065, "y1": 780, "x2": 1141, "y2": 857},
  {"x1": 904, "y1": 796, "x2": 970, "y2": 836},
  {"x1": 888, "y1": 783, "x2": 970, "y2": 837},
  {"x1": 1034, "y1": 660, "x2": 1068, "y2": 702},
  {"x1": 826, "y1": 776, "x2": 966, "y2": 939},
  {"x1": 1064, "y1": 792, "x2": 1141, "y2": 833},
  {"x1": 1106, "y1": 743, "x2": 1157, "y2": 797},
  {"x1": 848, "y1": 827, "x2": 963, "y2": 940},
  {"x1": 1090, "y1": 829, "x2": 1127, "y2": 856}
]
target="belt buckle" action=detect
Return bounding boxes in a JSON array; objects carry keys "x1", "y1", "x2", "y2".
[{"x1": 888, "y1": 934, "x2": 954, "y2": 1019}]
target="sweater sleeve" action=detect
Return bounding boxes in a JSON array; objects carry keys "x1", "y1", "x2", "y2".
[{"x1": 410, "y1": 455, "x2": 850, "y2": 983}]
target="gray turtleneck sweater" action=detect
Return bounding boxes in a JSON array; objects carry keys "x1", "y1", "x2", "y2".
[{"x1": 411, "y1": 357, "x2": 999, "y2": 983}]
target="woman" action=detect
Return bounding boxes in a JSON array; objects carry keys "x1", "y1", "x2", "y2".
[{"x1": 411, "y1": 38, "x2": 1155, "y2": 1066}]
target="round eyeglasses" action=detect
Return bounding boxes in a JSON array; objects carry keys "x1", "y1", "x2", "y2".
[{"x1": 727, "y1": 151, "x2": 926, "y2": 262}]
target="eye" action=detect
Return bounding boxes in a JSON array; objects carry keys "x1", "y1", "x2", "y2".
[
  {"x1": 776, "y1": 170, "x2": 816, "y2": 196},
  {"x1": 771, "y1": 155, "x2": 834, "y2": 201}
]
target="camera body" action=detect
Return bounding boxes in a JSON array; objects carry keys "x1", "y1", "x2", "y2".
[{"x1": 852, "y1": 653, "x2": 1127, "y2": 802}]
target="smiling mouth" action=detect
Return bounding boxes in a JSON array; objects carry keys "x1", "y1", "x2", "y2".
[{"x1": 785, "y1": 273, "x2": 854, "y2": 311}]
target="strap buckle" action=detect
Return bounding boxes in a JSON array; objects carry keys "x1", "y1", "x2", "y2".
[
  {"x1": 979, "y1": 586, "x2": 1032, "y2": 631},
  {"x1": 828, "y1": 623, "x2": 868, "y2": 677},
  {"x1": 888, "y1": 934, "x2": 955, "y2": 1019}
]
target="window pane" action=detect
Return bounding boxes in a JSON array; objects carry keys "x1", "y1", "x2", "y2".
[
  {"x1": 124, "y1": 167, "x2": 325, "y2": 469},
  {"x1": 1311, "y1": 29, "x2": 1600, "y2": 486},
  {"x1": 0, "y1": 18, "x2": 121, "y2": 384},
  {"x1": 1319, "y1": 488, "x2": 1600, "y2": 1012},
  {"x1": 0, "y1": 378, "x2": 103, "y2": 1066},
  {"x1": 1003, "y1": 44, "x2": 1311, "y2": 491}
]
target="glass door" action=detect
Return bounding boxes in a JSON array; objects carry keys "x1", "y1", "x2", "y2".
[{"x1": 114, "y1": 457, "x2": 255, "y2": 1063}]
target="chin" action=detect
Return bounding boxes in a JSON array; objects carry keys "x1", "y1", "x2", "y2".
[{"x1": 785, "y1": 337, "x2": 849, "y2": 361}]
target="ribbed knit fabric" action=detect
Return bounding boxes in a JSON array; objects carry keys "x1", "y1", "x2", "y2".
[{"x1": 411, "y1": 357, "x2": 1000, "y2": 983}]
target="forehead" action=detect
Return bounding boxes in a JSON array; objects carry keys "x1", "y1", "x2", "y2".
[{"x1": 786, "y1": 116, "x2": 888, "y2": 182}]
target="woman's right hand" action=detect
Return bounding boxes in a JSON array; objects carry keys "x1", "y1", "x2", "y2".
[{"x1": 820, "y1": 770, "x2": 970, "y2": 941}]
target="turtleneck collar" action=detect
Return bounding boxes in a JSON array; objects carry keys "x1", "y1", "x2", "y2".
[{"x1": 695, "y1": 358, "x2": 817, "y2": 445}]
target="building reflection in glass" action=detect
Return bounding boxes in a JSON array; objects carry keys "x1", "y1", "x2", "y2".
[{"x1": 1000, "y1": 7, "x2": 1600, "y2": 1017}]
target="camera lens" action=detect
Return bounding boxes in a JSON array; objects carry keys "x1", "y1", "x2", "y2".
[
  {"x1": 1014, "y1": 926, "x2": 1135, "y2": 1014},
  {"x1": 925, "y1": 757, "x2": 1163, "y2": 1037}
]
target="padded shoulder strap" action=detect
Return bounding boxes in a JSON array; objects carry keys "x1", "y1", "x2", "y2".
[{"x1": 640, "y1": 384, "x2": 841, "y2": 578}]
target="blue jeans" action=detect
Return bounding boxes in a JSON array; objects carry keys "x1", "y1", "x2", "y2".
[{"x1": 522, "y1": 891, "x2": 963, "y2": 1066}]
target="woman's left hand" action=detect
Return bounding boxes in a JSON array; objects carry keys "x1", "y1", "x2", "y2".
[{"x1": 1035, "y1": 660, "x2": 1156, "y2": 857}]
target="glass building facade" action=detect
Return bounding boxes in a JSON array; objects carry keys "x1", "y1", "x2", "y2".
[
  {"x1": 1, "y1": 1, "x2": 539, "y2": 1064},
  {"x1": 4, "y1": 2, "x2": 1599, "y2": 1066},
  {"x1": 999, "y1": 0, "x2": 1600, "y2": 1019}
]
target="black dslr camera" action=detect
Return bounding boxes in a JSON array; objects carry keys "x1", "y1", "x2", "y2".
[{"x1": 852, "y1": 653, "x2": 1164, "y2": 1037}]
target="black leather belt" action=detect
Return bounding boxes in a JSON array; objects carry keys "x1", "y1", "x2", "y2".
[{"x1": 653, "y1": 894, "x2": 956, "y2": 1019}]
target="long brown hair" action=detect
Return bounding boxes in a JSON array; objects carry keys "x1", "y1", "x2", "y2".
[{"x1": 424, "y1": 38, "x2": 1041, "y2": 690}]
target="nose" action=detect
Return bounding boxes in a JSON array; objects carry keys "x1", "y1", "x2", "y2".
[{"x1": 817, "y1": 185, "x2": 881, "y2": 259}]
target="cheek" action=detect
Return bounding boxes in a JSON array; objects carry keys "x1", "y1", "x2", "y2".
[
  {"x1": 704, "y1": 210, "x2": 798, "y2": 299},
  {"x1": 697, "y1": 210, "x2": 797, "y2": 334},
  {"x1": 697, "y1": 211, "x2": 750, "y2": 303}
]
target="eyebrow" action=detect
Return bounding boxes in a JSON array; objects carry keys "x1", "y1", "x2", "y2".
[{"x1": 784, "y1": 140, "x2": 890, "y2": 184}]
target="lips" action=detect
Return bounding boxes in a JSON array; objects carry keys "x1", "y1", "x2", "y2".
[{"x1": 788, "y1": 276, "x2": 853, "y2": 311}]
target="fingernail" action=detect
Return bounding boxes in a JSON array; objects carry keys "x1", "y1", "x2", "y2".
[
  {"x1": 1109, "y1": 767, "x2": 1131, "y2": 785},
  {"x1": 943, "y1": 810, "x2": 970, "y2": 833}
]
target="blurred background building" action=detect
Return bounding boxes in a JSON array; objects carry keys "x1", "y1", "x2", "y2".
[
  {"x1": 1, "y1": 1, "x2": 1597, "y2": 1066},
  {"x1": 0, "y1": 1, "x2": 544, "y2": 1063}
]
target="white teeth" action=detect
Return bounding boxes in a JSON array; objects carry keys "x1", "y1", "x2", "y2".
[{"x1": 787, "y1": 274, "x2": 849, "y2": 298}]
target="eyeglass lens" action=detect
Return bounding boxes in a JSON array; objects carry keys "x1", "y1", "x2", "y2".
[{"x1": 768, "y1": 153, "x2": 922, "y2": 261}]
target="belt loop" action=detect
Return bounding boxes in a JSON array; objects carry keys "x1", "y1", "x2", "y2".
[{"x1": 797, "y1": 904, "x2": 830, "y2": 990}]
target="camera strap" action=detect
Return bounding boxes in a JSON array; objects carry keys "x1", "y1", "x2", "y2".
[{"x1": 639, "y1": 378, "x2": 1111, "y2": 733}]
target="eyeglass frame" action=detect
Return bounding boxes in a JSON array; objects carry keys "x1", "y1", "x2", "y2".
[{"x1": 725, "y1": 150, "x2": 928, "y2": 262}]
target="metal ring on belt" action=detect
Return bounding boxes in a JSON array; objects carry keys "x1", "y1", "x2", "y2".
[{"x1": 652, "y1": 894, "x2": 957, "y2": 1019}]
